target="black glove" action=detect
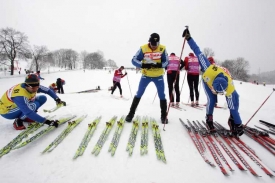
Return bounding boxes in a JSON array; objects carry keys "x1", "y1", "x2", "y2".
[
  {"x1": 141, "y1": 64, "x2": 153, "y2": 69},
  {"x1": 55, "y1": 98, "x2": 66, "y2": 106},
  {"x1": 44, "y1": 120, "x2": 59, "y2": 128},
  {"x1": 182, "y1": 28, "x2": 191, "y2": 40},
  {"x1": 124, "y1": 72, "x2": 127, "y2": 75},
  {"x1": 151, "y1": 63, "x2": 162, "y2": 68},
  {"x1": 235, "y1": 124, "x2": 244, "y2": 136}
]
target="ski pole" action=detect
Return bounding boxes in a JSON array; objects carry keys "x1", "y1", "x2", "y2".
[
  {"x1": 164, "y1": 27, "x2": 188, "y2": 131},
  {"x1": 244, "y1": 88, "x2": 275, "y2": 127},
  {"x1": 125, "y1": 71, "x2": 132, "y2": 98}
]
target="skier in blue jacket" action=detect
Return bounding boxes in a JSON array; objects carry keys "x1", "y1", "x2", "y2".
[{"x1": 182, "y1": 28, "x2": 244, "y2": 137}]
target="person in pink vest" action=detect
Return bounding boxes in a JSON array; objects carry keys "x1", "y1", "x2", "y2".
[
  {"x1": 111, "y1": 66, "x2": 127, "y2": 97},
  {"x1": 184, "y1": 53, "x2": 200, "y2": 106},
  {"x1": 166, "y1": 53, "x2": 184, "y2": 107}
]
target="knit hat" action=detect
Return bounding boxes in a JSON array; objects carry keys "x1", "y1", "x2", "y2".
[
  {"x1": 208, "y1": 57, "x2": 215, "y2": 64},
  {"x1": 212, "y1": 75, "x2": 228, "y2": 93},
  {"x1": 148, "y1": 33, "x2": 160, "y2": 46},
  {"x1": 170, "y1": 53, "x2": 175, "y2": 56},
  {"x1": 189, "y1": 53, "x2": 194, "y2": 56},
  {"x1": 25, "y1": 74, "x2": 40, "y2": 87}
]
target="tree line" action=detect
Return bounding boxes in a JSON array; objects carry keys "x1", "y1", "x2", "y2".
[
  {"x1": 1, "y1": 27, "x2": 266, "y2": 83},
  {"x1": 0, "y1": 27, "x2": 118, "y2": 75}
]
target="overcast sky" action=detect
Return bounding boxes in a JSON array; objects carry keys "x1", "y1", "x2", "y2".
[{"x1": 1, "y1": 0, "x2": 275, "y2": 74}]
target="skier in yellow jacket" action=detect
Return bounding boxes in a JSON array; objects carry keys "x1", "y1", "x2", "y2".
[{"x1": 0, "y1": 74, "x2": 65, "y2": 130}]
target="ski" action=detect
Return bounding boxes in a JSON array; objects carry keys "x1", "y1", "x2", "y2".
[
  {"x1": 214, "y1": 123, "x2": 260, "y2": 177},
  {"x1": 189, "y1": 121, "x2": 229, "y2": 175},
  {"x1": 199, "y1": 121, "x2": 234, "y2": 171},
  {"x1": 255, "y1": 125, "x2": 275, "y2": 135},
  {"x1": 259, "y1": 120, "x2": 275, "y2": 129},
  {"x1": 126, "y1": 116, "x2": 140, "y2": 156},
  {"x1": 203, "y1": 104, "x2": 227, "y2": 109},
  {"x1": 179, "y1": 118, "x2": 215, "y2": 167},
  {"x1": 0, "y1": 115, "x2": 57, "y2": 158},
  {"x1": 92, "y1": 116, "x2": 117, "y2": 156},
  {"x1": 112, "y1": 95, "x2": 129, "y2": 101},
  {"x1": 182, "y1": 103, "x2": 203, "y2": 110},
  {"x1": 43, "y1": 102, "x2": 66, "y2": 113},
  {"x1": 189, "y1": 120, "x2": 206, "y2": 153},
  {"x1": 151, "y1": 118, "x2": 166, "y2": 163},
  {"x1": 70, "y1": 89, "x2": 100, "y2": 94},
  {"x1": 42, "y1": 115, "x2": 87, "y2": 153},
  {"x1": 108, "y1": 116, "x2": 125, "y2": 156},
  {"x1": 231, "y1": 137, "x2": 274, "y2": 177},
  {"x1": 244, "y1": 128, "x2": 275, "y2": 156},
  {"x1": 73, "y1": 116, "x2": 101, "y2": 159},
  {"x1": 12, "y1": 115, "x2": 76, "y2": 150},
  {"x1": 140, "y1": 116, "x2": 149, "y2": 155},
  {"x1": 170, "y1": 105, "x2": 186, "y2": 111}
]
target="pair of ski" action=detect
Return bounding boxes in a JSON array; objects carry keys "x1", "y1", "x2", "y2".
[
  {"x1": 0, "y1": 115, "x2": 76, "y2": 157},
  {"x1": 70, "y1": 89, "x2": 100, "y2": 94},
  {"x1": 126, "y1": 116, "x2": 140, "y2": 156},
  {"x1": 244, "y1": 126, "x2": 275, "y2": 156},
  {"x1": 0, "y1": 115, "x2": 51, "y2": 158},
  {"x1": 151, "y1": 118, "x2": 166, "y2": 163},
  {"x1": 91, "y1": 116, "x2": 117, "y2": 156},
  {"x1": 73, "y1": 116, "x2": 102, "y2": 159},
  {"x1": 170, "y1": 105, "x2": 186, "y2": 111},
  {"x1": 42, "y1": 115, "x2": 87, "y2": 154},
  {"x1": 140, "y1": 116, "x2": 149, "y2": 156},
  {"x1": 182, "y1": 103, "x2": 204, "y2": 110},
  {"x1": 108, "y1": 116, "x2": 125, "y2": 156},
  {"x1": 112, "y1": 95, "x2": 129, "y2": 101},
  {"x1": 43, "y1": 102, "x2": 66, "y2": 113}
]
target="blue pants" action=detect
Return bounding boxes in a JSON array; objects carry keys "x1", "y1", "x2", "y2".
[
  {"x1": 136, "y1": 75, "x2": 166, "y2": 100},
  {"x1": 202, "y1": 82, "x2": 242, "y2": 124},
  {"x1": 1, "y1": 95, "x2": 47, "y2": 120}
]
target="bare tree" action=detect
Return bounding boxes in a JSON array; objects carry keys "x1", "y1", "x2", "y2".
[
  {"x1": 106, "y1": 59, "x2": 117, "y2": 68},
  {"x1": 85, "y1": 52, "x2": 105, "y2": 69},
  {"x1": 0, "y1": 27, "x2": 30, "y2": 75},
  {"x1": 203, "y1": 47, "x2": 215, "y2": 58},
  {"x1": 64, "y1": 49, "x2": 78, "y2": 70},
  {"x1": 31, "y1": 45, "x2": 49, "y2": 72},
  {"x1": 220, "y1": 57, "x2": 250, "y2": 81},
  {"x1": 80, "y1": 51, "x2": 89, "y2": 69}
]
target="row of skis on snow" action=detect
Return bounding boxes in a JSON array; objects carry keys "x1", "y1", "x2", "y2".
[
  {"x1": 0, "y1": 105, "x2": 166, "y2": 163},
  {"x1": 180, "y1": 118, "x2": 275, "y2": 177}
]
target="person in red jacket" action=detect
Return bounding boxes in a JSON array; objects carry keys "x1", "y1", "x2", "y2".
[
  {"x1": 184, "y1": 52, "x2": 200, "y2": 106},
  {"x1": 166, "y1": 53, "x2": 184, "y2": 107},
  {"x1": 111, "y1": 66, "x2": 127, "y2": 97},
  {"x1": 49, "y1": 83, "x2": 58, "y2": 93}
]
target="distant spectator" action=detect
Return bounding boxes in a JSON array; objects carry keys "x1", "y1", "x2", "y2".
[
  {"x1": 36, "y1": 71, "x2": 44, "y2": 80},
  {"x1": 56, "y1": 78, "x2": 65, "y2": 94}
]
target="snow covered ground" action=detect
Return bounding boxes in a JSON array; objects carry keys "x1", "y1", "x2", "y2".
[{"x1": 0, "y1": 69, "x2": 274, "y2": 183}]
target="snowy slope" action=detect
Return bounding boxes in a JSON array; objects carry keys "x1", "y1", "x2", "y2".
[{"x1": 0, "y1": 69, "x2": 274, "y2": 183}]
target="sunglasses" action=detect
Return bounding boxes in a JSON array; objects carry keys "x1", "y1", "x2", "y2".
[{"x1": 25, "y1": 83, "x2": 40, "y2": 88}]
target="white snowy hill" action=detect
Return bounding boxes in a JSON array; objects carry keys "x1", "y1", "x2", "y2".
[{"x1": 0, "y1": 69, "x2": 274, "y2": 183}]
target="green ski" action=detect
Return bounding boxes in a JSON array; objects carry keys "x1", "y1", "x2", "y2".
[
  {"x1": 73, "y1": 116, "x2": 101, "y2": 159},
  {"x1": 92, "y1": 116, "x2": 117, "y2": 156}
]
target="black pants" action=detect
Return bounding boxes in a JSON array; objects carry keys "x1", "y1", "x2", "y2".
[
  {"x1": 167, "y1": 71, "x2": 180, "y2": 102},
  {"x1": 57, "y1": 85, "x2": 64, "y2": 94},
  {"x1": 187, "y1": 75, "x2": 199, "y2": 101},
  {"x1": 111, "y1": 81, "x2": 122, "y2": 95}
]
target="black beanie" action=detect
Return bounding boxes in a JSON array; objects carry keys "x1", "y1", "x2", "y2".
[
  {"x1": 25, "y1": 74, "x2": 40, "y2": 86},
  {"x1": 148, "y1": 33, "x2": 160, "y2": 46}
]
